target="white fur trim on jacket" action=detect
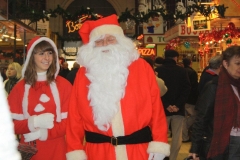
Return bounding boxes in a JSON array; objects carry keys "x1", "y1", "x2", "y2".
[
  {"x1": 22, "y1": 84, "x2": 31, "y2": 118},
  {"x1": 111, "y1": 104, "x2": 128, "y2": 160},
  {"x1": 61, "y1": 112, "x2": 68, "y2": 119},
  {"x1": 90, "y1": 25, "x2": 124, "y2": 42},
  {"x1": 50, "y1": 82, "x2": 61, "y2": 122},
  {"x1": 22, "y1": 82, "x2": 61, "y2": 122},
  {"x1": 39, "y1": 128, "x2": 48, "y2": 141},
  {"x1": 28, "y1": 115, "x2": 38, "y2": 132},
  {"x1": 23, "y1": 128, "x2": 48, "y2": 142},
  {"x1": 66, "y1": 150, "x2": 87, "y2": 160},
  {"x1": 147, "y1": 141, "x2": 170, "y2": 156},
  {"x1": 11, "y1": 113, "x2": 24, "y2": 120}
]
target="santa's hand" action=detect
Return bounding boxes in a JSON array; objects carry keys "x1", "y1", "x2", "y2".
[
  {"x1": 33, "y1": 113, "x2": 54, "y2": 129},
  {"x1": 23, "y1": 128, "x2": 48, "y2": 142},
  {"x1": 148, "y1": 153, "x2": 165, "y2": 160}
]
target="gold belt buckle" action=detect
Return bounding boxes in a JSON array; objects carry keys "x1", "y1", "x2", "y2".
[{"x1": 111, "y1": 136, "x2": 118, "y2": 146}]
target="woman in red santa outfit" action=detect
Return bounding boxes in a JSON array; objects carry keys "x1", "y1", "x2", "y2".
[{"x1": 8, "y1": 36, "x2": 72, "y2": 160}]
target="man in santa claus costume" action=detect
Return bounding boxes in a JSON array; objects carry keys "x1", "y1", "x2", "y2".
[{"x1": 66, "y1": 14, "x2": 170, "y2": 160}]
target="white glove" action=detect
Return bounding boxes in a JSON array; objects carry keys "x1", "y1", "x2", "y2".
[
  {"x1": 23, "y1": 128, "x2": 48, "y2": 142},
  {"x1": 148, "y1": 153, "x2": 165, "y2": 160},
  {"x1": 33, "y1": 113, "x2": 54, "y2": 129}
]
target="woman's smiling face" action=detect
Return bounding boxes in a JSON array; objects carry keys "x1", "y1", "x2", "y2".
[{"x1": 34, "y1": 50, "x2": 53, "y2": 72}]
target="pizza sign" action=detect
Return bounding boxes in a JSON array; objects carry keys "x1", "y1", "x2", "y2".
[{"x1": 138, "y1": 48, "x2": 156, "y2": 56}]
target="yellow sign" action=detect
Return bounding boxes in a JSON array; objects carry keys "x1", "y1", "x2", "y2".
[{"x1": 66, "y1": 21, "x2": 82, "y2": 33}]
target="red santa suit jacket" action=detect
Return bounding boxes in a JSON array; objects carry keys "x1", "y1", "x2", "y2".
[
  {"x1": 8, "y1": 76, "x2": 72, "y2": 160},
  {"x1": 66, "y1": 58, "x2": 170, "y2": 160}
]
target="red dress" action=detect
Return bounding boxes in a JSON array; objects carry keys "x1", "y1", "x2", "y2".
[
  {"x1": 8, "y1": 76, "x2": 72, "y2": 160},
  {"x1": 66, "y1": 58, "x2": 169, "y2": 160}
]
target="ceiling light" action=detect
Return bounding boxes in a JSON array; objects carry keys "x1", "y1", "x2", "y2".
[
  {"x1": 3, "y1": 29, "x2": 9, "y2": 37},
  {"x1": 200, "y1": 2, "x2": 214, "y2": 4},
  {"x1": 3, "y1": 34, "x2": 9, "y2": 37},
  {"x1": 16, "y1": 37, "x2": 22, "y2": 41},
  {"x1": 10, "y1": 34, "x2": 15, "y2": 39}
]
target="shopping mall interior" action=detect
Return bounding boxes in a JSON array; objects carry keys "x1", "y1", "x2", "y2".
[{"x1": 1, "y1": 0, "x2": 240, "y2": 159}]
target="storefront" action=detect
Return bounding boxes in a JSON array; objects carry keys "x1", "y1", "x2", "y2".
[
  {"x1": 0, "y1": 0, "x2": 36, "y2": 68},
  {"x1": 165, "y1": 18, "x2": 240, "y2": 69}
]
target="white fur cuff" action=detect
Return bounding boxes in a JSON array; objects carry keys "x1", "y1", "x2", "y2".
[
  {"x1": 28, "y1": 116, "x2": 37, "y2": 132},
  {"x1": 39, "y1": 129, "x2": 48, "y2": 141},
  {"x1": 147, "y1": 141, "x2": 170, "y2": 156},
  {"x1": 66, "y1": 150, "x2": 87, "y2": 160}
]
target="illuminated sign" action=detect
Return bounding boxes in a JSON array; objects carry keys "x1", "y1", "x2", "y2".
[
  {"x1": 144, "y1": 35, "x2": 166, "y2": 44},
  {"x1": 64, "y1": 47, "x2": 77, "y2": 53},
  {"x1": 138, "y1": 48, "x2": 156, "y2": 56},
  {"x1": 146, "y1": 44, "x2": 155, "y2": 48},
  {"x1": 66, "y1": 21, "x2": 82, "y2": 33},
  {"x1": 66, "y1": 15, "x2": 103, "y2": 33}
]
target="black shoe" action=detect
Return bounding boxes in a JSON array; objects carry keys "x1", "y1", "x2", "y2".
[{"x1": 182, "y1": 139, "x2": 191, "y2": 143}]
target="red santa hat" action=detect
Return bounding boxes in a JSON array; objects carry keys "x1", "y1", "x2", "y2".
[
  {"x1": 21, "y1": 36, "x2": 62, "y2": 122},
  {"x1": 79, "y1": 14, "x2": 124, "y2": 44},
  {"x1": 22, "y1": 36, "x2": 60, "y2": 78}
]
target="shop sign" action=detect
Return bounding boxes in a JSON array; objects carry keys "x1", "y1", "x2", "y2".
[
  {"x1": 66, "y1": 21, "x2": 82, "y2": 33},
  {"x1": 66, "y1": 15, "x2": 103, "y2": 33},
  {"x1": 138, "y1": 48, "x2": 156, "y2": 56},
  {"x1": 63, "y1": 47, "x2": 77, "y2": 53},
  {"x1": 192, "y1": 17, "x2": 211, "y2": 31},
  {"x1": 178, "y1": 24, "x2": 224, "y2": 36},
  {"x1": 37, "y1": 21, "x2": 49, "y2": 36},
  {"x1": 144, "y1": 35, "x2": 166, "y2": 44}
]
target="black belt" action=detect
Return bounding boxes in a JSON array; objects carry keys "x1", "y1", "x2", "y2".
[{"x1": 85, "y1": 126, "x2": 152, "y2": 146}]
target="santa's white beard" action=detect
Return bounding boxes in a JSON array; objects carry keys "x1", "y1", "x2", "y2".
[{"x1": 77, "y1": 37, "x2": 139, "y2": 131}]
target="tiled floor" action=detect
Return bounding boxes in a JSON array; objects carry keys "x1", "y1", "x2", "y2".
[{"x1": 168, "y1": 138, "x2": 191, "y2": 160}]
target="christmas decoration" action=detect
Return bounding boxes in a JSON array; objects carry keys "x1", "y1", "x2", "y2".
[
  {"x1": 198, "y1": 22, "x2": 240, "y2": 45},
  {"x1": 184, "y1": 41, "x2": 191, "y2": 49},
  {"x1": 165, "y1": 38, "x2": 180, "y2": 50},
  {"x1": 125, "y1": 19, "x2": 136, "y2": 30},
  {"x1": 9, "y1": 3, "x2": 228, "y2": 28}
]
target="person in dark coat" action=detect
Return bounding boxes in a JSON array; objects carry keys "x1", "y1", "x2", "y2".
[
  {"x1": 59, "y1": 61, "x2": 70, "y2": 79},
  {"x1": 154, "y1": 56, "x2": 164, "y2": 68},
  {"x1": 189, "y1": 77, "x2": 217, "y2": 160},
  {"x1": 155, "y1": 49, "x2": 191, "y2": 160},
  {"x1": 198, "y1": 55, "x2": 222, "y2": 95},
  {"x1": 189, "y1": 46, "x2": 240, "y2": 160},
  {"x1": 66, "y1": 62, "x2": 80, "y2": 85},
  {"x1": 182, "y1": 58, "x2": 198, "y2": 143}
]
